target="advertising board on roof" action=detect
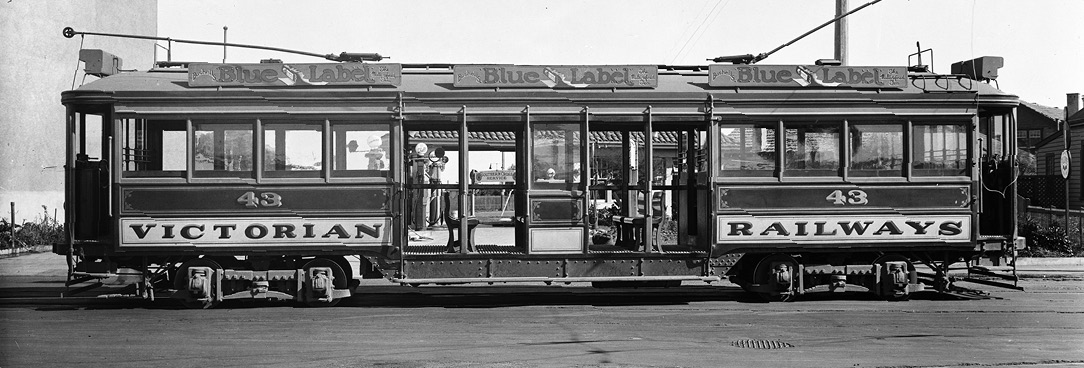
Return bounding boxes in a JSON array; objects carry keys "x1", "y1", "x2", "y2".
[
  {"x1": 454, "y1": 65, "x2": 658, "y2": 88},
  {"x1": 188, "y1": 62, "x2": 402, "y2": 87},
  {"x1": 708, "y1": 64, "x2": 907, "y2": 88}
]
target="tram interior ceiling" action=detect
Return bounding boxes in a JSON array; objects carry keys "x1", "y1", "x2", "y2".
[{"x1": 56, "y1": 34, "x2": 1022, "y2": 306}]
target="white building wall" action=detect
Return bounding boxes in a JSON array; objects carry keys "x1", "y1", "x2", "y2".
[{"x1": 0, "y1": 1, "x2": 156, "y2": 223}]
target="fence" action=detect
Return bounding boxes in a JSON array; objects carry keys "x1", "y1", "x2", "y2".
[{"x1": 1018, "y1": 175, "x2": 1065, "y2": 208}]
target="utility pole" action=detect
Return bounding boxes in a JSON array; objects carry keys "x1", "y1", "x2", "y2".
[
  {"x1": 1065, "y1": 114, "x2": 1072, "y2": 236},
  {"x1": 834, "y1": 0, "x2": 848, "y2": 65}
]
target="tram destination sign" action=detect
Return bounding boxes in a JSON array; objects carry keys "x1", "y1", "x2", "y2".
[
  {"x1": 715, "y1": 215, "x2": 971, "y2": 245},
  {"x1": 454, "y1": 65, "x2": 658, "y2": 88},
  {"x1": 120, "y1": 217, "x2": 391, "y2": 246},
  {"x1": 188, "y1": 62, "x2": 402, "y2": 87},
  {"x1": 708, "y1": 64, "x2": 907, "y2": 88}
]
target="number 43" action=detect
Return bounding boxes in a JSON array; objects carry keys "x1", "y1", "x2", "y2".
[
  {"x1": 237, "y1": 192, "x2": 283, "y2": 208},
  {"x1": 826, "y1": 189, "x2": 868, "y2": 205}
]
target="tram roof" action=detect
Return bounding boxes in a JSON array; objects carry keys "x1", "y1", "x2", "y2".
[{"x1": 68, "y1": 65, "x2": 1014, "y2": 99}]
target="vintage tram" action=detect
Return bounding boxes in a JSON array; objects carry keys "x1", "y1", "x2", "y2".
[{"x1": 58, "y1": 51, "x2": 1019, "y2": 307}]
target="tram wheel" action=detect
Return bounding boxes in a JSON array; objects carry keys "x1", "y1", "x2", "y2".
[
  {"x1": 752, "y1": 254, "x2": 799, "y2": 302},
  {"x1": 873, "y1": 254, "x2": 915, "y2": 301},
  {"x1": 301, "y1": 258, "x2": 348, "y2": 307},
  {"x1": 175, "y1": 258, "x2": 223, "y2": 309}
]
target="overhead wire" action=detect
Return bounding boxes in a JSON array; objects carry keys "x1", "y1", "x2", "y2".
[
  {"x1": 669, "y1": 0, "x2": 727, "y2": 65},
  {"x1": 678, "y1": 0, "x2": 732, "y2": 64},
  {"x1": 665, "y1": 1, "x2": 714, "y2": 64}
]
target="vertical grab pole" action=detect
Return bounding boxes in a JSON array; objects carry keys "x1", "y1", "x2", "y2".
[
  {"x1": 582, "y1": 107, "x2": 591, "y2": 254},
  {"x1": 394, "y1": 93, "x2": 407, "y2": 266},
  {"x1": 644, "y1": 106, "x2": 654, "y2": 253},
  {"x1": 459, "y1": 106, "x2": 470, "y2": 253},
  {"x1": 523, "y1": 106, "x2": 532, "y2": 253}
]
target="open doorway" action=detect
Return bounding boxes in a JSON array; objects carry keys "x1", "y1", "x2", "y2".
[{"x1": 402, "y1": 125, "x2": 522, "y2": 255}]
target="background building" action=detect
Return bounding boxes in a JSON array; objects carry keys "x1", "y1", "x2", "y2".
[
  {"x1": 1024, "y1": 94, "x2": 1083, "y2": 209},
  {"x1": 0, "y1": 1, "x2": 156, "y2": 223}
]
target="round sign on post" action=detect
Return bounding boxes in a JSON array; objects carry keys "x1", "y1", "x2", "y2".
[{"x1": 1060, "y1": 150, "x2": 1071, "y2": 179}]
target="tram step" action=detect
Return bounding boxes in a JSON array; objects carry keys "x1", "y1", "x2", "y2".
[
  {"x1": 958, "y1": 276, "x2": 1023, "y2": 290},
  {"x1": 968, "y1": 266, "x2": 1019, "y2": 281}
]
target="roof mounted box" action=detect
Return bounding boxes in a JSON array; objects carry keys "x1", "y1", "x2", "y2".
[
  {"x1": 951, "y1": 56, "x2": 1003, "y2": 81},
  {"x1": 79, "y1": 49, "x2": 122, "y2": 77}
]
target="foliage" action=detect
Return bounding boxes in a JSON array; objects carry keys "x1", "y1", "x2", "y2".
[
  {"x1": 1, "y1": 206, "x2": 64, "y2": 250},
  {"x1": 1017, "y1": 149, "x2": 1037, "y2": 175},
  {"x1": 1018, "y1": 214, "x2": 1084, "y2": 257}
]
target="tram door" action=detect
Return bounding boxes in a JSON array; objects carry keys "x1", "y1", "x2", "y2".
[
  {"x1": 402, "y1": 125, "x2": 522, "y2": 254},
  {"x1": 526, "y1": 122, "x2": 587, "y2": 253},
  {"x1": 585, "y1": 122, "x2": 708, "y2": 253},
  {"x1": 978, "y1": 109, "x2": 1018, "y2": 240},
  {"x1": 651, "y1": 125, "x2": 709, "y2": 251},
  {"x1": 464, "y1": 124, "x2": 521, "y2": 253},
  {"x1": 68, "y1": 109, "x2": 111, "y2": 241}
]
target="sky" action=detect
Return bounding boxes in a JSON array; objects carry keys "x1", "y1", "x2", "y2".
[{"x1": 156, "y1": 0, "x2": 1082, "y2": 110}]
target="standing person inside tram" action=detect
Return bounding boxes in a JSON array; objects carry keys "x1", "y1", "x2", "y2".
[{"x1": 427, "y1": 155, "x2": 448, "y2": 227}]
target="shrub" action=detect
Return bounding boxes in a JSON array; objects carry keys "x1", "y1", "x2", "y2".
[
  {"x1": 1018, "y1": 214, "x2": 1084, "y2": 257},
  {"x1": 1, "y1": 206, "x2": 65, "y2": 250}
]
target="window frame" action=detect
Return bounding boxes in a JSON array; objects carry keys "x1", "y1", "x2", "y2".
[
  {"x1": 714, "y1": 117, "x2": 974, "y2": 182},
  {"x1": 261, "y1": 120, "x2": 324, "y2": 179},
  {"x1": 848, "y1": 122, "x2": 905, "y2": 178},
  {"x1": 329, "y1": 120, "x2": 393, "y2": 180},
  {"x1": 119, "y1": 118, "x2": 188, "y2": 178},
  {"x1": 911, "y1": 122, "x2": 970, "y2": 178},
  {"x1": 782, "y1": 120, "x2": 843, "y2": 178},
  {"x1": 191, "y1": 119, "x2": 257, "y2": 179}
]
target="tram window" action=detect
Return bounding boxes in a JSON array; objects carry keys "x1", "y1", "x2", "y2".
[
  {"x1": 193, "y1": 121, "x2": 254, "y2": 177},
  {"x1": 849, "y1": 123, "x2": 903, "y2": 177},
  {"x1": 720, "y1": 123, "x2": 776, "y2": 177},
  {"x1": 120, "y1": 119, "x2": 188, "y2": 177},
  {"x1": 263, "y1": 122, "x2": 322, "y2": 178},
  {"x1": 589, "y1": 130, "x2": 625, "y2": 192},
  {"x1": 912, "y1": 124, "x2": 968, "y2": 176},
  {"x1": 784, "y1": 122, "x2": 841, "y2": 176},
  {"x1": 82, "y1": 114, "x2": 103, "y2": 160},
  {"x1": 532, "y1": 123, "x2": 580, "y2": 189},
  {"x1": 980, "y1": 115, "x2": 1007, "y2": 158},
  {"x1": 331, "y1": 122, "x2": 390, "y2": 178}
]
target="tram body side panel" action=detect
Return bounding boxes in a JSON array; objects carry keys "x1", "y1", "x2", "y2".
[
  {"x1": 712, "y1": 184, "x2": 977, "y2": 255},
  {"x1": 111, "y1": 184, "x2": 395, "y2": 254}
]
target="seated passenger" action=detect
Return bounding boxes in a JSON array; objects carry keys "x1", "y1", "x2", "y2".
[{"x1": 537, "y1": 168, "x2": 558, "y2": 182}]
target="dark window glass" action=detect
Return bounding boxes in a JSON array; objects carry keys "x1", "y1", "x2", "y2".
[
  {"x1": 849, "y1": 123, "x2": 903, "y2": 177},
  {"x1": 720, "y1": 123, "x2": 776, "y2": 177},
  {"x1": 784, "y1": 122, "x2": 840, "y2": 176}
]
